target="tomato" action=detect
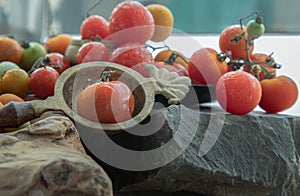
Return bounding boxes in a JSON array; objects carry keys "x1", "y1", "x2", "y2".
[
  {"x1": 244, "y1": 53, "x2": 276, "y2": 81},
  {"x1": 29, "y1": 66, "x2": 59, "y2": 99},
  {"x1": 76, "y1": 80, "x2": 135, "y2": 123},
  {"x1": 77, "y1": 41, "x2": 109, "y2": 64},
  {"x1": 131, "y1": 61, "x2": 188, "y2": 78},
  {"x1": 154, "y1": 49, "x2": 188, "y2": 70},
  {"x1": 20, "y1": 41, "x2": 47, "y2": 71},
  {"x1": 259, "y1": 75, "x2": 298, "y2": 113},
  {"x1": 246, "y1": 18, "x2": 265, "y2": 40},
  {"x1": 146, "y1": 4, "x2": 174, "y2": 42},
  {"x1": 188, "y1": 47, "x2": 228, "y2": 85},
  {"x1": 80, "y1": 15, "x2": 110, "y2": 40},
  {"x1": 110, "y1": 42, "x2": 154, "y2": 68},
  {"x1": 44, "y1": 53, "x2": 71, "y2": 74},
  {"x1": 219, "y1": 25, "x2": 254, "y2": 60},
  {"x1": 216, "y1": 71, "x2": 262, "y2": 115},
  {"x1": 0, "y1": 36, "x2": 22, "y2": 65},
  {"x1": 108, "y1": 1, "x2": 154, "y2": 44}
]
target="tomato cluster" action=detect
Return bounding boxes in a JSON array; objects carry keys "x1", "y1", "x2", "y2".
[{"x1": 213, "y1": 12, "x2": 298, "y2": 115}]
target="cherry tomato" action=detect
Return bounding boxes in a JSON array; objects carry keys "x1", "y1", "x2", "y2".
[
  {"x1": 244, "y1": 53, "x2": 276, "y2": 81},
  {"x1": 110, "y1": 42, "x2": 154, "y2": 68},
  {"x1": 154, "y1": 49, "x2": 188, "y2": 70},
  {"x1": 131, "y1": 61, "x2": 188, "y2": 78},
  {"x1": 44, "y1": 52, "x2": 71, "y2": 74},
  {"x1": 108, "y1": 1, "x2": 154, "y2": 44},
  {"x1": 80, "y1": 15, "x2": 110, "y2": 40},
  {"x1": 259, "y1": 75, "x2": 298, "y2": 113},
  {"x1": 188, "y1": 47, "x2": 228, "y2": 85},
  {"x1": 216, "y1": 71, "x2": 262, "y2": 115},
  {"x1": 76, "y1": 80, "x2": 135, "y2": 123},
  {"x1": 246, "y1": 17, "x2": 265, "y2": 39},
  {"x1": 219, "y1": 25, "x2": 254, "y2": 60},
  {"x1": 77, "y1": 41, "x2": 109, "y2": 64},
  {"x1": 29, "y1": 66, "x2": 59, "y2": 99},
  {"x1": 20, "y1": 41, "x2": 47, "y2": 71}
]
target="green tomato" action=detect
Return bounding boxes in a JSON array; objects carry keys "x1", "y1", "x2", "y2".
[
  {"x1": 0, "y1": 61, "x2": 20, "y2": 77},
  {"x1": 246, "y1": 19, "x2": 265, "y2": 39},
  {"x1": 20, "y1": 42, "x2": 47, "y2": 71}
]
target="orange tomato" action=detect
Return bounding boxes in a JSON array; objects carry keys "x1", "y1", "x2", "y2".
[
  {"x1": 259, "y1": 75, "x2": 298, "y2": 113},
  {"x1": 146, "y1": 4, "x2": 174, "y2": 42},
  {"x1": 0, "y1": 93, "x2": 24, "y2": 105},
  {"x1": 188, "y1": 47, "x2": 228, "y2": 85},
  {"x1": 154, "y1": 49, "x2": 188, "y2": 69},
  {"x1": 219, "y1": 25, "x2": 254, "y2": 60},
  {"x1": 0, "y1": 36, "x2": 22, "y2": 64},
  {"x1": 44, "y1": 34, "x2": 72, "y2": 55}
]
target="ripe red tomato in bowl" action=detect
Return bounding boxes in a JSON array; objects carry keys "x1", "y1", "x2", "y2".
[
  {"x1": 77, "y1": 41, "x2": 109, "y2": 64},
  {"x1": 188, "y1": 47, "x2": 228, "y2": 85},
  {"x1": 76, "y1": 80, "x2": 135, "y2": 123},
  {"x1": 110, "y1": 42, "x2": 154, "y2": 68}
]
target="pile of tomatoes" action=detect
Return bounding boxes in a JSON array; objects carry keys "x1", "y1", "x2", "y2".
[{"x1": 0, "y1": 1, "x2": 298, "y2": 122}]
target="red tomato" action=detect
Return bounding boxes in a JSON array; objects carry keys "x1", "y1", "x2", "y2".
[
  {"x1": 44, "y1": 52, "x2": 71, "y2": 74},
  {"x1": 244, "y1": 53, "x2": 276, "y2": 81},
  {"x1": 80, "y1": 15, "x2": 110, "y2": 40},
  {"x1": 216, "y1": 71, "x2": 262, "y2": 115},
  {"x1": 188, "y1": 47, "x2": 228, "y2": 85},
  {"x1": 219, "y1": 25, "x2": 254, "y2": 60},
  {"x1": 77, "y1": 41, "x2": 109, "y2": 64},
  {"x1": 29, "y1": 66, "x2": 59, "y2": 99},
  {"x1": 259, "y1": 75, "x2": 298, "y2": 113},
  {"x1": 76, "y1": 80, "x2": 135, "y2": 123},
  {"x1": 108, "y1": 1, "x2": 154, "y2": 44},
  {"x1": 110, "y1": 42, "x2": 154, "y2": 68},
  {"x1": 131, "y1": 61, "x2": 188, "y2": 78}
]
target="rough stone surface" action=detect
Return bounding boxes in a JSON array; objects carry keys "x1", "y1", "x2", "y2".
[
  {"x1": 0, "y1": 111, "x2": 112, "y2": 196},
  {"x1": 89, "y1": 105, "x2": 300, "y2": 195}
]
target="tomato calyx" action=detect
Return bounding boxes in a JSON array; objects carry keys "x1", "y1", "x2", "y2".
[
  {"x1": 28, "y1": 56, "x2": 63, "y2": 75},
  {"x1": 97, "y1": 70, "x2": 116, "y2": 83}
]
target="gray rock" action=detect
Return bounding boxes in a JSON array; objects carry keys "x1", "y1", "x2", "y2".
[
  {"x1": 95, "y1": 105, "x2": 300, "y2": 195},
  {"x1": 0, "y1": 112, "x2": 112, "y2": 196}
]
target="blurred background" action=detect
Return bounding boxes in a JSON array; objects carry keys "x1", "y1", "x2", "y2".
[{"x1": 1, "y1": 0, "x2": 300, "y2": 41}]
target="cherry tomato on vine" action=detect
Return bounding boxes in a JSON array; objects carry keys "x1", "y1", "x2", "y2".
[
  {"x1": 216, "y1": 70, "x2": 262, "y2": 115},
  {"x1": 188, "y1": 47, "x2": 228, "y2": 85},
  {"x1": 76, "y1": 80, "x2": 135, "y2": 123},
  {"x1": 44, "y1": 52, "x2": 71, "y2": 74},
  {"x1": 246, "y1": 17, "x2": 265, "y2": 40},
  {"x1": 110, "y1": 42, "x2": 154, "y2": 68},
  {"x1": 243, "y1": 53, "x2": 276, "y2": 81},
  {"x1": 77, "y1": 41, "x2": 109, "y2": 64},
  {"x1": 80, "y1": 15, "x2": 110, "y2": 40},
  {"x1": 29, "y1": 66, "x2": 59, "y2": 99},
  {"x1": 259, "y1": 75, "x2": 298, "y2": 113},
  {"x1": 219, "y1": 25, "x2": 254, "y2": 60},
  {"x1": 108, "y1": 1, "x2": 154, "y2": 44}
]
